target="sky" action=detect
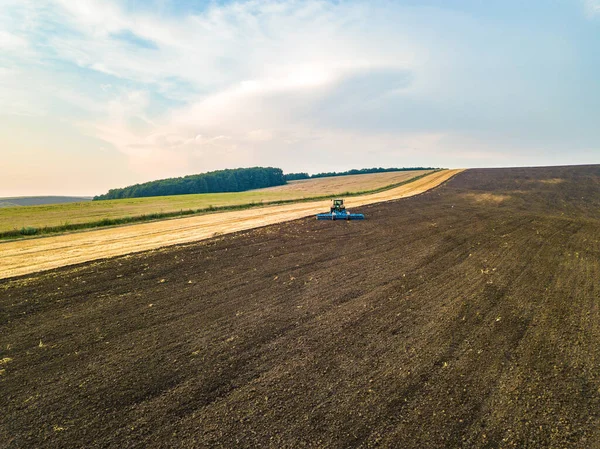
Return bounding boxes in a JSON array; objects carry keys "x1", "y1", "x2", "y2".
[{"x1": 0, "y1": 0, "x2": 599, "y2": 196}]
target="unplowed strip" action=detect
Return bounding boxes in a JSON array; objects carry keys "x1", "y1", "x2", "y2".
[{"x1": 0, "y1": 169, "x2": 462, "y2": 279}]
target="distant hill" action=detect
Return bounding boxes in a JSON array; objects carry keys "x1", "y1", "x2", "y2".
[{"x1": 0, "y1": 196, "x2": 92, "y2": 208}]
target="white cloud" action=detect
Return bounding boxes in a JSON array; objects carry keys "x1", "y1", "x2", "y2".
[
  {"x1": 43, "y1": 0, "x2": 415, "y2": 95},
  {"x1": 584, "y1": 0, "x2": 600, "y2": 16},
  {"x1": 2, "y1": 0, "x2": 597, "y2": 191},
  {"x1": 246, "y1": 129, "x2": 273, "y2": 142},
  {"x1": 26, "y1": 0, "x2": 425, "y2": 176},
  {"x1": 0, "y1": 30, "x2": 28, "y2": 51}
]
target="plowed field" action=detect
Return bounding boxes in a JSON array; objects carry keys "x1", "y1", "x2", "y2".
[{"x1": 1, "y1": 165, "x2": 599, "y2": 448}]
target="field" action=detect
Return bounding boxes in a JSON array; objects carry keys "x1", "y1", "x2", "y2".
[
  {"x1": 2, "y1": 165, "x2": 600, "y2": 448},
  {"x1": 0, "y1": 170, "x2": 460, "y2": 279},
  {"x1": 0, "y1": 170, "x2": 431, "y2": 233},
  {"x1": 0, "y1": 197, "x2": 92, "y2": 208},
  {"x1": 256, "y1": 170, "x2": 434, "y2": 194}
]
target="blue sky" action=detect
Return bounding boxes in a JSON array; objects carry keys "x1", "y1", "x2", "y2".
[{"x1": 0, "y1": 0, "x2": 598, "y2": 195}]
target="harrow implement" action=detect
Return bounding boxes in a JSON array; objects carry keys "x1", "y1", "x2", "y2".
[{"x1": 316, "y1": 199, "x2": 365, "y2": 220}]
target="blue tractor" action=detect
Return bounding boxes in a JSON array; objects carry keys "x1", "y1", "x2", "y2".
[{"x1": 316, "y1": 199, "x2": 365, "y2": 220}]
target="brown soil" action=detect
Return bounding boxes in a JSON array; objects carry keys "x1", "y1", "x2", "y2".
[{"x1": 1, "y1": 165, "x2": 599, "y2": 448}]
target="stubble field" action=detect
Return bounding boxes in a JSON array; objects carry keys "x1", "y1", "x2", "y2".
[{"x1": 1, "y1": 165, "x2": 599, "y2": 448}]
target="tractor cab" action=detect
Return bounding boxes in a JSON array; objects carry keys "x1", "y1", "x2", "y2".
[{"x1": 330, "y1": 199, "x2": 346, "y2": 213}]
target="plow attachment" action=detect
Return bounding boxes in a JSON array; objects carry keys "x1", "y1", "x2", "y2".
[{"x1": 316, "y1": 211, "x2": 365, "y2": 220}]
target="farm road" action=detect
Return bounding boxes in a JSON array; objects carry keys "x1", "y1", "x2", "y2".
[
  {"x1": 1, "y1": 165, "x2": 599, "y2": 448},
  {"x1": 0, "y1": 169, "x2": 461, "y2": 279}
]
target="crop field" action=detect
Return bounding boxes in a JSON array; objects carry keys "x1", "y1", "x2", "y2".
[
  {"x1": 0, "y1": 170, "x2": 459, "y2": 279},
  {"x1": 256, "y1": 170, "x2": 434, "y2": 194},
  {"x1": 0, "y1": 170, "x2": 431, "y2": 234},
  {"x1": 1, "y1": 165, "x2": 599, "y2": 448}
]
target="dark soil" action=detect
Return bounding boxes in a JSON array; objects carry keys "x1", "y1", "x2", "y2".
[{"x1": 1, "y1": 165, "x2": 599, "y2": 448}]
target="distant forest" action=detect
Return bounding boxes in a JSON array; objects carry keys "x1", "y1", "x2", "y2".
[
  {"x1": 94, "y1": 167, "x2": 286, "y2": 200},
  {"x1": 284, "y1": 167, "x2": 437, "y2": 181}
]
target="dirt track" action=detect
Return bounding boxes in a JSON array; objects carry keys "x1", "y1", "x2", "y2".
[
  {"x1": 1, "y1": 165, "x2": 600, "y2": 448},
  {"x1": 0, "y1": 169, "x2": 461, "y2": 279}
]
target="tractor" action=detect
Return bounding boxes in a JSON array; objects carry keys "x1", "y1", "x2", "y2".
[{"x1": 316, "y1": 199, "x2": 365, "y2": 220}]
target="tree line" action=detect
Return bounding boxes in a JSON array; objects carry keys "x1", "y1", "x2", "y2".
[
  {"x1": 94, "y1": 167, "x2": 286, "y2": 200},
  {"x1": 284, "y1": 167, "x2": 437, "y2": 181}
]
